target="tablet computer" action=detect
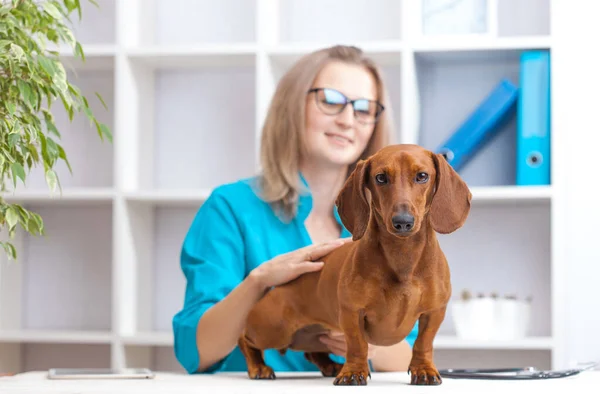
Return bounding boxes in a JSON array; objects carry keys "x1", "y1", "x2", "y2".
[{"x1": 47, "y1": 368, "x2": 154, "y2": 380}]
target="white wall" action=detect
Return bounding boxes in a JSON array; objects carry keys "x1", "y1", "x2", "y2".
[{"x1": 553, "y1": 0, "x2": 600, "y2": 367}]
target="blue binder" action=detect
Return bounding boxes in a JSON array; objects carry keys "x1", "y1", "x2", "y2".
[
  {"x1": 516, "y1": 50, "x2": 551, "y2": 186},
  {"x1": 436, "y1": 79, "x2": 519, "y2": 172}
]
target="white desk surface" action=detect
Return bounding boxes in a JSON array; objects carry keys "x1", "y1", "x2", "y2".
[{"x1": 1, "y1": 370, "x2": 597, "y2": 393}]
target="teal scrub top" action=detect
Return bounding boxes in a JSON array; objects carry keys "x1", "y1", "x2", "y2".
[{"x1": 172, "y1": 174, "x2": 419, "y2": 374}]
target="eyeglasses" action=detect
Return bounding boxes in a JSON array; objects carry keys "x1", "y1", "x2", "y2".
[{"x1": 307, "y1": 87, "x2": 385, "y2": 124}]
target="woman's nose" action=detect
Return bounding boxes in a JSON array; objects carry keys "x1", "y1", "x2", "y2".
[{"x1": 335, "y1": 105, "x2": 354, "y2": 128}]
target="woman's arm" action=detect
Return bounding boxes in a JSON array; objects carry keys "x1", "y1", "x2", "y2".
[
  {"x1": 370, "y1": 340, "x2": 412, "y2": 372},
  {"x1": 195, "y1": 273, "x2": 265, "y2": 371}
]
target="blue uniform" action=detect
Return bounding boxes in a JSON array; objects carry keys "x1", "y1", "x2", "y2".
[{"x1": 172, "y1": 174, "x2": 419, "y2": 374}]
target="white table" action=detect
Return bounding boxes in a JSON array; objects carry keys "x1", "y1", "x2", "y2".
[{"x1": 1, "y1": 370, "x2": 597, "y2": 393}]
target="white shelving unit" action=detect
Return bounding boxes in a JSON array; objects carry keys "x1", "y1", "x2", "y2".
[{"x1": 0, "y1": 0, "x2": 565, "y2": 374}]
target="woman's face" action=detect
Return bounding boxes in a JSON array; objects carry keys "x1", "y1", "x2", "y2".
[{"x1": 304, "y1": 61, "x2": 379, "y2": 169}]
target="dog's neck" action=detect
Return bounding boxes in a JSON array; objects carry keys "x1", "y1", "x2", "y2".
[{"x1": 357, "y1": 213, "x2": 436, "y2": 281}]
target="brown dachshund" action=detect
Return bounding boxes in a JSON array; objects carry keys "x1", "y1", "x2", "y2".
[{"x1": 238, "y1": 144, "x2": 472, "y2": 385}]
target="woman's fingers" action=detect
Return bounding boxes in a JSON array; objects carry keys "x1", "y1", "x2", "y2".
[
  {"x1": 294, "y1": 261, "x2": 325, "y2": 275},
  {"x1": 319, "y1": 334, "x2": 347, "y2": 357},
  {"x1": 302, "y1": 238, "x2": 351, "y2": 262}
]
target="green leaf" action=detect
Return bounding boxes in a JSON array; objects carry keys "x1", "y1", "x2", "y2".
[
  {"x1": 10, "y1": 162, "x2": 26, "y2": 187},
  {"x1": 6, "y1": 207, "x2": 18, "y2": 231},
  {"x1": 17, "y1": 80, "x2": 35, "y2": 109},
  {"x1": 95, "y1": 92, "x2": 107, "y2": 110},
  {"x1": 45, "y1": 169, "x2": 58, "y2": 193},
  {"x1": 6, "y1": 101, "x2": 16, "y2": 116},
  {"x1": 42, "y1": 2, "x2": 63, "y2": 19},
  {"x1": 52, "y1": 61, "x2": 68, "y2": 93},
  {"x1": 0, "y1": 242, "x2": 17, "y2": 261}
]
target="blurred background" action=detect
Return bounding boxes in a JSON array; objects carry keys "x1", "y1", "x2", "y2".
[{"x1": 0, "y1": 0, "x2": 598, "y2": 375}]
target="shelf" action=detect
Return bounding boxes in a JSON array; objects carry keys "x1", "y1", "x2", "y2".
[
  {"x1": 470, "y1": 185, "x2": 552, "y2": 202},
  {"x1": 0, "y1": 330, "x2": 113, "y2": 344},
  {"x1": 124, "y1": 190, "x2": 211, "y2": 206},
  {"x1": 0, "y1": 0, "x2": 568, "y2": 375},
  {"x1": 121, "y1": 332, "x2": 172, "y2": 346},
  {"x1": 2, "y1": 188, "x2": 115, "y2": 204},
  {"x1": 127, "y1": 45, "x2": 256, "y2": 68},
  {"x1": 413, "y1": 36, "x2": 552, "y2": 54},
  {"x1": 434, "y1": 336, "x2": 554, "y2": 350}
]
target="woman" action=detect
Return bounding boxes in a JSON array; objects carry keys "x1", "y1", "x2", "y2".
[{"x1": 172, "y1": 45, "x2": 418, "y2": 375}]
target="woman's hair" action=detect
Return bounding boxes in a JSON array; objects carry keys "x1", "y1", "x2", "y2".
[{"x1": 257, "y1": 45, "x2": 394, "y2": 222}]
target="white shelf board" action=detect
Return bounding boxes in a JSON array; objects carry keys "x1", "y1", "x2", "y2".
[
  {"x1": 434, "y1": 335, "x2": 554, "y2": 350},
  {"x1": 124, "y1": 190, "x2": 211, "y2": 206},
  {"x1": 0, "y1": 330, "x2": 113, "y2": 344},
  {"x1": 267, "y1": 42, "x2": 404, "y2": 67},
  {"x1": 412, "y1": 36, "x2": 552, "y2": 53},
  {"x1": 120, "y1": 332, "x2": 172, "y2": 347},
  {"x1": 470, "y1": 185, "x2": 552, "y2": 202},
  {"x1": 126, "y1": 44, "x2": 256, "y2": 68},
  {"x1": 2, "y1": 188, "x2": 115, "y2": 204}
]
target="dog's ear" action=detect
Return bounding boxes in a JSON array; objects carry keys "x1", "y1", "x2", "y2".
[
  {"x1": 336, "y1": 159, "x2": 371, "y2": 240},
  {"x1": 430, "y1": 153, "x2": 472, "y2": 234}
]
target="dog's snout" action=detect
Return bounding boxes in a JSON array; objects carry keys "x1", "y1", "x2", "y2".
[{"x1": 392, "y1": 212, "x2": 415, "y2": 233}]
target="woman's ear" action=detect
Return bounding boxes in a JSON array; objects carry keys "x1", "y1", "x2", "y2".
[
  {"x1": 335, "y1": 159, "x2": 371, "y2": 240},
  {"x1": 430, "y1": 153, "x2": 472, "y2": 234}
]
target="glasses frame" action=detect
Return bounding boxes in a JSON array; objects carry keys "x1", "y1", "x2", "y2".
[{"x1": 307, "y1": 87, "x2": 385, "y2": 125}]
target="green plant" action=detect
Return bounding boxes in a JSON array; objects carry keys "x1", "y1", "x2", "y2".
[{"x1": 0, "y1": 0, "x2": 111, "y2": 260}]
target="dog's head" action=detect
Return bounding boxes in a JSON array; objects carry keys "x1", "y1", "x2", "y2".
[{"x1": 336, "y1": 144, "x2": 472, "y2": 240}]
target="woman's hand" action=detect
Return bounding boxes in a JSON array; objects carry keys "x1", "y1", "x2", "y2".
[
  {"x1": 250, "y1": 238, "x2": 352, "y2": 291},
  {"x1": 319, "y1": 331, "x2": 377, "y2": 360}
]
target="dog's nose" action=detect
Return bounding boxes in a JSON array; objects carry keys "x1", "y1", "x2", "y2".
[{"x1": 392, "y1": 212, "x2": 414, "y2": 233}]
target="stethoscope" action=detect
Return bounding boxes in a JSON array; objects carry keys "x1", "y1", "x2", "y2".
[{"x1": 438, "y1": 362, "x2": 598, "y2": 380}]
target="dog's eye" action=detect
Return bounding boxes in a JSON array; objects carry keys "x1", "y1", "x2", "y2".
[
  {"x1": 375, "y1": 173, "x2": 388, "y2": 184},
  {"x1": 415, "y1": 172, "x2": 429, "y2": 183}
]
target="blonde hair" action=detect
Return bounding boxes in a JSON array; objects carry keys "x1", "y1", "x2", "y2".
[{"x1": 257, "y1": 45, "x2": 394, "y2": 222}]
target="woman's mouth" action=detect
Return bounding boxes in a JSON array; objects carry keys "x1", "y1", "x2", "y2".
[{"x1": 325, "y1": 132, "x2": 352, "y2": 146}]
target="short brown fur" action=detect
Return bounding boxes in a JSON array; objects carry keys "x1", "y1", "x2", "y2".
[{"x1": 238, "y1": 144, "x2": 472, "y2": 386}]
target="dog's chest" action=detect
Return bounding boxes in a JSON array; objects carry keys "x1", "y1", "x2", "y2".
[{"x1": 362, "y1": 286, "x2": 421, "y2": 346}]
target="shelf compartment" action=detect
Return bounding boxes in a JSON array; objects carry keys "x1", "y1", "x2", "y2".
[
  {"x1": 66, "y1": 0, "x2": 116, "y2": 45},
  {"x1": 278, "y1": 0, "x2": 402, "y2": 44},
  {"x1": 123, "y1": 56, "x2": 257, "y2": 191},
  {"x1": 119, "y1": 201, "x2": 197, "y2": 334},
  {"x1": 22, "y1": 343, "x2": 111, "y2": 373},
  {"x1": 497, "y1": 0, "x2": 550, "y2": 37},
  {"x1": 16, "y1": 202, "x2": 113, "y2": 332},
  {"x1": 11, "y1": 69, "x2": 115, "y2": 192},
  {"x1": 151, "y1": 0, "x2": 256, "y2": 46},
  {"x1": 415, "y1": 48, "x2": 549, "y2": 187},
  {"x1": 438, "y1": 203, "x2": 551, "y2": 338}
]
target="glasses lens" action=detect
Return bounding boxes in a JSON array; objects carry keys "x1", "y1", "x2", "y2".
[
  {"x1": 352, "y1": 99, "x2": 378, "y2": 123},
  {"x1": 316, "y1": 88, "x2": 347, "y2": 114}
]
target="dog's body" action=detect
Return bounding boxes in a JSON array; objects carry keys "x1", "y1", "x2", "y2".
[{"x1": 238, "y1": 144, "x2": 472, "y2": 385}]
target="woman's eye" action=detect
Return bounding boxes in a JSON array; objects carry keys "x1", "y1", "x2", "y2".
[
  {"x1": 375, "y1": 174, "x2": 387, "y2": 184},
  {"x1": 415, "y1": 172, "x2": 429, "y2": 183}
]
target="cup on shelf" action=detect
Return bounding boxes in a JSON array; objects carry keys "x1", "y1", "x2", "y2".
[{"x1": 451, "y1": 291, "x2": 531, "y2": 341}]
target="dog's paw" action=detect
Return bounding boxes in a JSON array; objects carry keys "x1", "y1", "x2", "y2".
[
  {"x1": 248, "y1": 365, "x2": 276, "y2": 380},
  {"x1": 408, "y1": 364, "x2": 442, "y2": 385},
  {"x1": 321, "y1": 361, "x2": 343, "y2": 377},
  {"x1": 333, "y1": 369, "x2": 370, "y2": 386}
]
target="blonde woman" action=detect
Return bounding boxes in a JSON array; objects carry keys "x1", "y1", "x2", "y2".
[{"x1": 173, "y1": 45, "x2": 418, "y2": 375}]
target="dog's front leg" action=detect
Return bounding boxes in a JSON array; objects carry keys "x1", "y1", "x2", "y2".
[
  {"x1": 408, "y1": 307, "x2": 446, "y2": 385},
  {"x1": 333, "y1": 308, "x2": 370, "y2": 386}
]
